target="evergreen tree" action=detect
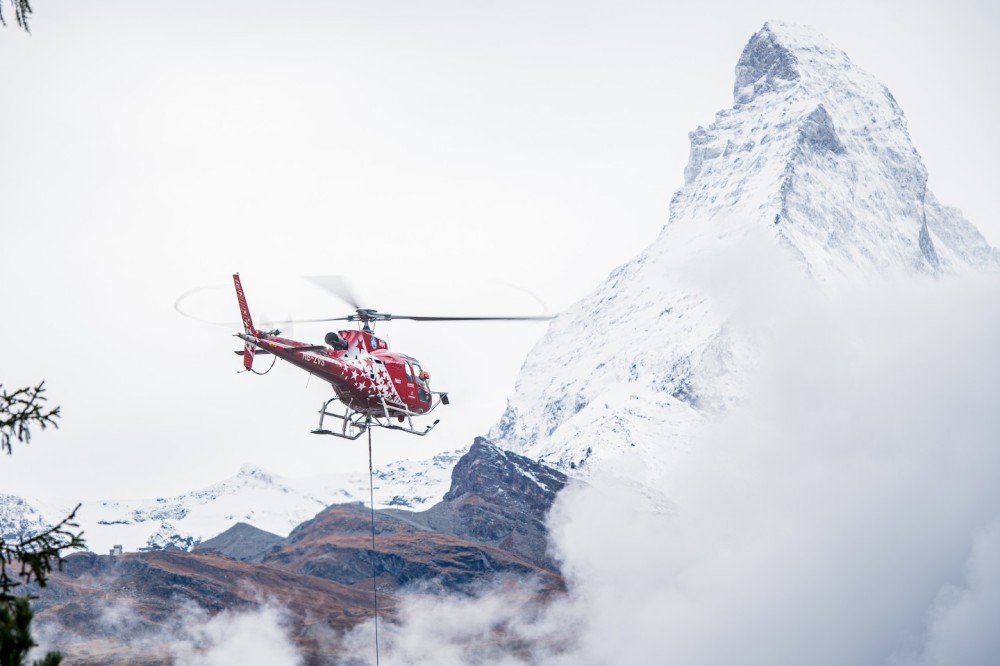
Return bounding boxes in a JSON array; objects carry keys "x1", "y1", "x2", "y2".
[
  {"x1": 0, "y1": 599, "x2": 60, "y2": 666},
  {"x1": 0, "y1": 383, "x2": 59, "y2": 456},
  {"x1": 0, "y1": 382, "x2": 84, "y2": 665},
  {"x1": 0, "y1": 0, "x2": 32, "y2": 32}
]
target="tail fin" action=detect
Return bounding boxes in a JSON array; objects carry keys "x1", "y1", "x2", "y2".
[
  {"x1": 233, "y1": 273, "x2": 258, "y2": 371},
  {"x1": 233, "y1": 273, "x2": 258, "y2": 335}
]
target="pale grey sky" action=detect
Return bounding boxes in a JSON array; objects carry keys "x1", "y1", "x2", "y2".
[{"x1": 1, "y1": 0, "x2": 997, "y2": 500}]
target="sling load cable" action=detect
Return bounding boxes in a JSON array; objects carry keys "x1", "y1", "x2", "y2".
[{"x1": 367, "y1": 419, "x2": 380, "y2": 665}]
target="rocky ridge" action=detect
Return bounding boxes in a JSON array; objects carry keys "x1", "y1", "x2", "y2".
[{"x1": 387, "y1": 437, "x2": 567, "y2": 568}]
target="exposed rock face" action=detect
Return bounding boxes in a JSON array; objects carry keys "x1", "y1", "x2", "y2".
[
  {"x1": 389, "y1": 437, "x2": 567, "y2": 568},
  {"x1": 733, "y1": 24, "x2": 800, "y2": 104}
]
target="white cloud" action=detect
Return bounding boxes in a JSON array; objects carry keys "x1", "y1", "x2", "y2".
[
  {"x1": 552, "y1": 267, "x2": 1000, "y2": 665},
  {"x1": 33, "y1": 598, "x2": 304, "y2": 666},
  {"x1": 337, "y1": 580, "x2": 581, "y2": 665},
  {"x1": 896, "y1": 520, "x2": 1000, "y2": 666},
  {"x1": 334, "y1": 264, "x2": 1000, "y2": 665},
  {"x1": 166, "y1": 603, "x2": 302, "y2": 666}
]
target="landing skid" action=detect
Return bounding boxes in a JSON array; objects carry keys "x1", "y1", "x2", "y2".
[
  {"x1": 310, "y1": 396, "x2": 443, "y2": 439},
  {"x1": 310, "y1": 399, "x2": 368, "y2": 440}
]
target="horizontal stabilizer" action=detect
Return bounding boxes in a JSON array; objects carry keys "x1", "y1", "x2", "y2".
[{"x1": 233, "y1": 349, "x2": 273, "y2": 356}]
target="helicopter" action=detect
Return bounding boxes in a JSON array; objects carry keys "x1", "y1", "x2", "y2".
[{"x1": 230, "y1": 273, "x2": 553, "y2": 440}]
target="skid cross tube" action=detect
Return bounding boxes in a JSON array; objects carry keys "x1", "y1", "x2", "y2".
[
  {"x1": 378, "y1": 398, "x2": 440, "y2": 436},
  {"x1": 311, "y1": 397, "x2": 366, "y2": 439}
]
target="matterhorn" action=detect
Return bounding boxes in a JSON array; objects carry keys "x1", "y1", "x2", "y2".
[{"x1": 490, "y1": 21, "x2": 999, "y2": 477}]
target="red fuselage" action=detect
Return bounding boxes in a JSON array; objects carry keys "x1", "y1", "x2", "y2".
[{"x1": 238, "y1": 328, "x2": 433, "y2": 417}]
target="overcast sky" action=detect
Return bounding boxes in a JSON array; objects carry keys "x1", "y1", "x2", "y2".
[{"x1": 2, "y1": 0, "x2": 998, "y2": 501}]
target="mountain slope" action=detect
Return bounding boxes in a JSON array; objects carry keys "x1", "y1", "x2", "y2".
[
  {"x1": 489, "y1": 21, "x2": 999, "y2": 475},
  {"x1": 264, "y1": 502, "x2": 561, "y2": 596},
  {"x1": 32, "y1": 549, "x2": 392, "y2": 665},
  {"x1": 31, "y1": 441, "x2": 568, "y2": 664}
]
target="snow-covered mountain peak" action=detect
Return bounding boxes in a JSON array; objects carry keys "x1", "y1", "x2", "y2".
[
  {"x1": 733, "y1": 21, "x2": 805, "y2": 104},
  {"x1": 733, "y1": 22, "x2": 865, "y2": 105},
  {"x1": 490, "y1": 23, "x2": 999, "y2": 477},
  {"x1": 676, "y1": 22, "x2": 998, "y2": 281},
  {"x1": 236, "y1": 463, "x2": 275, "y2": 484}
]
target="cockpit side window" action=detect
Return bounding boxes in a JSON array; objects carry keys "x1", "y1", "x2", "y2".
[
  {"x1": 413, "y1": 363, "x2": 425, "y2": 384},
  {"x1": 404, "y1": 362, "x2": 413, "y2": 381}
]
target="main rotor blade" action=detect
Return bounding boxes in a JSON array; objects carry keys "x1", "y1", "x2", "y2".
[
  {"x1": 388, "y1": 315, "x2": 556, "y2": 322},
  {"x1": 305, "y1": 275, "x2": 364, "y2": 310},
  {"x1": 174, "y1": 285, "x2": 239, "y2": 327},
  {"x1": 254, "y1": 316, "x2": 353, "y2": 325}
]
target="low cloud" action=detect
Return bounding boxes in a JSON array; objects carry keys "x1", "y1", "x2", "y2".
[
  {"x1": 167, "y1": 603, "x2": 302, "y2": 666},
  {"x1": 33, "y1": 597, "x2": 303, "y2": 665},
  {"x1": 336, "y1": 579, "x2": 580, "y2": 665},
  {"x1": 338, "y1": 260, "x2": 1000, "y2": 664},
  {"x1": 896, "y1": 519, "x2": 1000, "y2": 666},
  {"x1": 550, "y1": 264, "x2": 1000, "y2": 665}
]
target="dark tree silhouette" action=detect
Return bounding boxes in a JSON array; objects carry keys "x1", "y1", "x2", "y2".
[
  {"x1": 0, "y1": 0, "x2": 32, "y2": 32},
  {"x1": 0, "y1": 598, "x2": 60, "y2": 666},
  {"x1": 1, "y1": 508, "x2": 85, "y2": 606},
  {"x1": 0, "y1": 383, "x2": 59, "y2": 456},
  {"x1": 0, "y1": 382, "x2": 83, "y2": 665}
]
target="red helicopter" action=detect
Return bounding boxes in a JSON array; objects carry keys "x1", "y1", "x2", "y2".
[{"x1": 230, "y1": 273, "x2": 552, "y2": 440}]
